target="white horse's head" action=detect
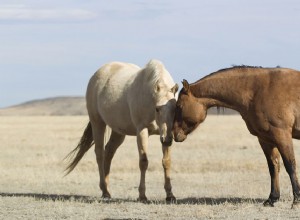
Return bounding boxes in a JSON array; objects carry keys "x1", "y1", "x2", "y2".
[{"x1": 146, "y1": 60, "x2": 179, "y2": 146}]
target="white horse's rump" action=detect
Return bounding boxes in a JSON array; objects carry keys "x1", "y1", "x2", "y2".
[{"x1": 66, "y1": 59, "x2": 178, "y2": 202}]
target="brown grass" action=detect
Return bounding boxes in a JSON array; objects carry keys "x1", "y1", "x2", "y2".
[{"x1": 1, "y1": 115, "x2": 300, "y2": 219}]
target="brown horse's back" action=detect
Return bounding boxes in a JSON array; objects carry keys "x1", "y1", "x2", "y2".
[{"x1": 251, "y1": 68, "x2": 300, "y2": 96}]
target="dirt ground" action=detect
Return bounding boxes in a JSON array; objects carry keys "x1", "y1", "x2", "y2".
[{"x1": 1, "y1": 116, "x2": 300, "y2": 219}]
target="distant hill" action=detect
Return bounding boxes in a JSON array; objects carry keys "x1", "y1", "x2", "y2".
[
  {"x1": 0, "y1": 97, "x2": 87, "y2": 116},
  {"x1": 0, "y1": 96, "x2": 237, "y2": 116}
]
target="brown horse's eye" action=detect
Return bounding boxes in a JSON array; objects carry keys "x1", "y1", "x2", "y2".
[
  {"x1": 186, "y1": 120, "x2": 197, "y2": 127},
  {"x1": 155, "y1": 107, "x2": 159, "y2": 113}
]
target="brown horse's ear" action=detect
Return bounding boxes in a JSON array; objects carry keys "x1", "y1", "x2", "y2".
[
  {"x1": 182, "y1": 79, "x2": 190, "y2": 93},
  {"x1": 171, "y1": 83, "x2": 179, "y2": 94}
]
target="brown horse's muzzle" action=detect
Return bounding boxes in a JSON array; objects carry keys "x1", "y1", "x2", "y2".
[{"x1": 173, "y1": 129, "x2": 187, "y2": 142}]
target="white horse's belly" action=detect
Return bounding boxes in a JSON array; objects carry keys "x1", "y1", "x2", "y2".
[
  {"x1": 102, "y1": 111, "x2": 137, "y2": 136},
  {"x1": 97, "y1": 94, "x2": 137, "y2": 136}
]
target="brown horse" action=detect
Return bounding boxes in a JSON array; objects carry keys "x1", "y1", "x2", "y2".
[{"x1": 173, "y1": 66, "x2": 300, "y2": 207}]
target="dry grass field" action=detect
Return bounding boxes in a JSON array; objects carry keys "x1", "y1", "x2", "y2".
[{"x1": 1, "y1": 115, "x2": 300, "y2": 219}]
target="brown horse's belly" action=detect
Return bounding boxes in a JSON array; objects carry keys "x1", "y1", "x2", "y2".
[
  {"x1": 292, "y1": 115, "x2": 300, "y2": 139},
  {"x1": 292, "y1": 130, "x2": 300, "y2": 139},
  {"x1": 292, "y1": 123, "x2": 300, "y2": 139}
]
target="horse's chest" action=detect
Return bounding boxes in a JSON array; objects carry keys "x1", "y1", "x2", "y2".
[{"x1": 242, "y1": 113, "x2": 270, "y2": 137}]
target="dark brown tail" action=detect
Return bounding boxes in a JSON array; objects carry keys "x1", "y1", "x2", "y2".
[{"x1": 64, "y1": 122, "x2": 94, "y2": 175}]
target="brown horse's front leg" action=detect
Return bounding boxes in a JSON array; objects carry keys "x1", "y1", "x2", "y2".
[
  {"x1": 279, "y1": 150, "x2": 300, "y2": 208},
  {"x1": 258, "y1": 138, "x2": 281, "y2": 207},
  {"x1": 279, "y1": 149, "x2": 300, "y2": 208},
  {"x1": 271, "y1": 128, "x2": 300, "y2": 208},
  {"x1": 137, "y1": 128, "x2": 149, "y2": 202},
  {"x1": 162, "y1": 146, "x2": 176, "y2": 202}
]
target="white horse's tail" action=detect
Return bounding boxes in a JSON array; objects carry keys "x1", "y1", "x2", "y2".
[{"x1": 64, "y1": 122, "x2": 94, "y2": 175}]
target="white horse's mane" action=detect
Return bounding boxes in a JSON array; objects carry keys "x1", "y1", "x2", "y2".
[{"x1": 144, "y1": 59, "x2": 174, "y2": 90}]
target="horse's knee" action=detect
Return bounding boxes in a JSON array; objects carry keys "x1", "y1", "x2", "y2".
[
  {"x1": 95, "y1": 147, "x2": 105, "y2": 164},
  {"x1": 162, "y1": 158, "x2": 171, "y2": 170},
  {"x1": 105, "y1": 144, "x2": 114, "y2": 159},
  {"x1": 283, "y1": 159, "x2": 296, "y2": 175},
  {"x1": 274, "y1": 159, "x2": 280, "y2": 173},
  {"x1": 268, "y1": 158, "x2": 280, "y2": 175},
  {"x1": 270, "y1": 153, "x2": 280, "y2": 172},
  {"x1": 95, "y1": 145, "x2": 104, "y2": 155},
  {"x1": 139, "y1": 157, "x2": 148, "y2": 170}
]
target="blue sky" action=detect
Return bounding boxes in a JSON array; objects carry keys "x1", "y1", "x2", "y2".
[{"x1": 1, "y1": 0, "x2": 300, "y2": 108}]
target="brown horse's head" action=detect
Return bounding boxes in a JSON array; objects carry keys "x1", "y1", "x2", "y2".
[{"x1": 173, "y1": 79, "x2": 207, "y2": 142}]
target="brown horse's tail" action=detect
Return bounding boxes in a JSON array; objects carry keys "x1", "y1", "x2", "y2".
[{"x1": 64, "y1": 122, "x2": 94, "y2": 175}]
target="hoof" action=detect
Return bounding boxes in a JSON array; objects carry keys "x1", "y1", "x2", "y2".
[
  {"x1": 166, "y1": 195, "x2": 176, "y2": 203},
  {"x1": 263, "y1": 199, "x2": 275, "y2": 207},
  {"x1": 137, "y1": 196, "x2": 148, "y2": 203},
  {"x1": 101, "y1": 192, "x2": 111, "y2": 199},
  {"x1": 291, "y1": 201, "x2": 300, "y2": 209}
]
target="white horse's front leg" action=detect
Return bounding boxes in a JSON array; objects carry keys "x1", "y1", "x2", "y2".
[
  {"x1": 162, "y1": 145, "x2": 176, "y2": 202},
  {"x1": 136, "y1": 128, "x2": 149, "y2": 202}
]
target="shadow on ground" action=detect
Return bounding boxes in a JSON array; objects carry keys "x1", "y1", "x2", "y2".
[{"x1": 0, "y1": 192, "x2": 265, "y2": 205}]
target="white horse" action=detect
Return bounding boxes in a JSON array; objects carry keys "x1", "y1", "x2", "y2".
[{"x1": 65, "y1": 59, "x2": 178, "y2": 202}]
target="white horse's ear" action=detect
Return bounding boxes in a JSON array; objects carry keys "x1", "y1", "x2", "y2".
[
  {"x1": 182, "y1": 79, "x2": 190, "y2": 93},
  {"x1": 171, "y1": 83, "x2": 179, "y2": 94}
]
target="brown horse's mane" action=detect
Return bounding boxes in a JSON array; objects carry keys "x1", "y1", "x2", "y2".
[
  {"x1": 198, "y1": 65, "x2": 262, "y2": 82},
  {"x1": 216, "y1": 65, "x2": 264, "y2": 73},
  {"x1": 195, "y1": 65, "x2": 282, "y2": 83}
]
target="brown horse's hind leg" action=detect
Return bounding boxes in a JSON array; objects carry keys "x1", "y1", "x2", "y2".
[
  {"x1": 162, "y1": 146, "x2": 176, "y2": 202},
  {"x1": 104, "y1": 131, "x2": 125, "y2": 193},
  {"x1": 272, "y1": 128, "x2": 300, "y2": 207},
  {"x1": 91, "y1": 119, "x2": 111, "y2": 198},
  {"x1": 136, "y1": 128, "x2": 149, "y2": 202},
  {"x1": 258, "y1": 138, "x2": 281, "y2": 207}
]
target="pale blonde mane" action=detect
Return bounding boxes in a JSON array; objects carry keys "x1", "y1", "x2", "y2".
[
  {"x1": 144, "y1": 59, "x2": 163, "y2": 87},
  {"x1": 144, "y1": 59, "x2": 175, "y2": 92}
]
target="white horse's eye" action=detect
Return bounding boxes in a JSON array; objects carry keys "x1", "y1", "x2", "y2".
[{"x1": 155, "y1": 107, "x2": 160, "y2": 113}]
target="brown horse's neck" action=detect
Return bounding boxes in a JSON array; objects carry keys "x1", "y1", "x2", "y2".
[{"x1": 190, "y1": 68, "x2": 259, "y2": 113}]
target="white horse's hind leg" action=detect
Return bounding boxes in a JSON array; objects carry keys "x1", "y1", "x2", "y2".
[
  {"x1": 162, "y1": 146, "x2": 176, "y2": 202},
  {"x1": 104, "y1": 131, "x2": 125, "y2": 192},
  {"x1": 136, "y1": 128, "x2": 149, "y2": 202},
  {"x1": 91, "y1": 119, "x2": 110, "y2": 198}
]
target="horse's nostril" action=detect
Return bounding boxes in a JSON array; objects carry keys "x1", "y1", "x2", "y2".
[{"x1": 174, "y1": 132, "x2": 186, "y2": 142}]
